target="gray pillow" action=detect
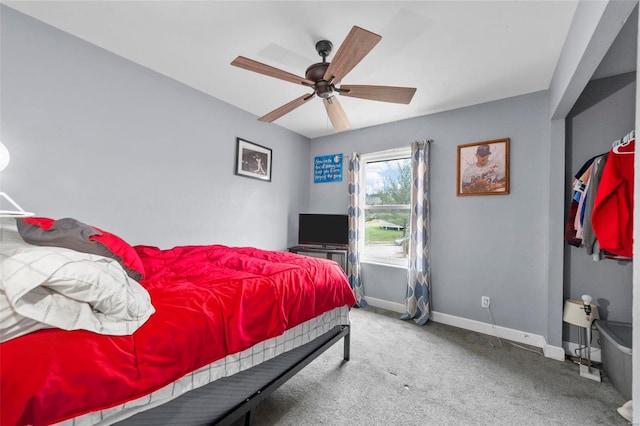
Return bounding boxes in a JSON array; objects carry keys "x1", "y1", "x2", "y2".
[{"x1": 16, "y1": 217, "x2": 144, "y2": 281}]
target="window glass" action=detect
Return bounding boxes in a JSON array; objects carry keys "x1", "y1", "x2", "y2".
[{"x1": 361, "y1": 150, "x2": 411, "y2": 266}]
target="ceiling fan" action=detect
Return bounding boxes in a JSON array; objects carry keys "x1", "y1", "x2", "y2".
[{"x1": 231, "y1": 26, "x2": 417, "y2": 133}]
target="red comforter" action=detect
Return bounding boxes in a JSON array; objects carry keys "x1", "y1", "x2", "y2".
[{"x1": 1, "y1": 245, "x2": 355, "y2": 426}]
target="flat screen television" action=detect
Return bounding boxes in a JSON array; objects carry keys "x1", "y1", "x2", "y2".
[{"x1": 298, "y1": 213, "x2": 349, "y2": 247}]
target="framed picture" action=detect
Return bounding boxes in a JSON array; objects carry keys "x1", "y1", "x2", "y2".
[
  {"x1": 457, "y1": 138, "x2": 509, "y2": 196},
  {"x1": 234, "y1": 137, "x2": 272, "y2": 182}
]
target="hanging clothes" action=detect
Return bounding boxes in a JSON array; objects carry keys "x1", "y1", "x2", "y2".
[
  {"x1": 565, "y1": 155, "x2": 598, "y2": 247},
  {"x1": 582, "y1": 153, "x2": 608, "y2": 255},
  {"x1": 573, "y1": 163, "x2": 594, "y2": 240},
  {"x1": 591, "y1": 133, "x2": 635, "y2": 259}
]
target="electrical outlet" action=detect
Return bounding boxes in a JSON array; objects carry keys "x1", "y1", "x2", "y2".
[{"x1": 481, "y1": 296, "x2": 490, "y2": 308}]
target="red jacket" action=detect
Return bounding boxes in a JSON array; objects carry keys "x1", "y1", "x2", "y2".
[{"x1": 591, "y1": 138, "x2": 634, "y2": 258}]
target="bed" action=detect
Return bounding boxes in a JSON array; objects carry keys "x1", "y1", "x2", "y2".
[{"x1": 0, "y1": 217, "x2": 356, "y2": 426}]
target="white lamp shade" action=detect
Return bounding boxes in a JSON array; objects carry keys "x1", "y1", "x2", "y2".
[
  {"x1": 563, "y1": 299, "x2": 599, "y2": 328},
  {"x1": 0, "y1": 142, "x2": 9, "y2": 172}
]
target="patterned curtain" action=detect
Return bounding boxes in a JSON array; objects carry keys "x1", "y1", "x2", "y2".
[
  {"x1": 401, "y1": 140, "x2": 432, "y2": 325},
  {"x1": 347, "y1": 153, "x2": 367, "y2": 307}
]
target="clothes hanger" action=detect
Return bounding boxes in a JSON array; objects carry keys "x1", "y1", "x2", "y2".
[{"x1": 612, "y1": 129, "x2": 634, "y2": 155}]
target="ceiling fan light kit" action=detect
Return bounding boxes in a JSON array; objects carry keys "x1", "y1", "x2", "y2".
[{"x1": 231, "y1": 26, "x2": 417, "y2": 133}]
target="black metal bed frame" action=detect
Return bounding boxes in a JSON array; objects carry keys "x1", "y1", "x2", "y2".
[
  {"x1": 217, "y1": 324, "x2": 350, "y2": 426},
  {"x1": 117, "y1": 324, "x2": 351, "y2": 426}
]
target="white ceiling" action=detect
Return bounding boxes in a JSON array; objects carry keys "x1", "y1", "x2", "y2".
[{"x1": 4, "y1": 1, "x2": 580, "y2": 139}]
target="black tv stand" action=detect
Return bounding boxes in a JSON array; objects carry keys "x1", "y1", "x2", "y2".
[{"x1": 288, "y1": 245, "x2": 348, "y2": 274}]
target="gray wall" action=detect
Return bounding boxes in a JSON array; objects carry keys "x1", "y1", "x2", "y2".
[
  {"x1": 564, "y1": 72, "x2": 636, "y2": 325},
  {"x1": 309, "y1": 91, "x2": 553, "y2": 335},
  {"x1": 0, "y1": 6, "x2": 310, "y2": 251}
]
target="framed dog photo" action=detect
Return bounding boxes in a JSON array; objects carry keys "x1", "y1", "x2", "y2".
[
  {"x1": 457, "y1": 138, "x2": 509, "y2": 196},
  {"x1": 234, "y1": 138, "x2": 272, "y2": 182}
]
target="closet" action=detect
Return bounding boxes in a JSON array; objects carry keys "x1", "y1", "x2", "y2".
[{"x1": 563, "y1": 5, "x2": 637, "y2": 373}]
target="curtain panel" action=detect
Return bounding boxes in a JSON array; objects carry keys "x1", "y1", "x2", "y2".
[
  {"x1": 401, "y1": 140, "x2": 432, "y2": 325},
  {"x1": 347, "y1": 153, "x2": 367, "y2": 307}
]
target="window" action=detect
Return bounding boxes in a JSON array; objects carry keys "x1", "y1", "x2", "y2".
[{"x1": 360, "y1": 147, "x2": 411, "y2": 267}]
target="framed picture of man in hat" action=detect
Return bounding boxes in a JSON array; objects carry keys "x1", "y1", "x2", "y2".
[{"x1": 457, "y1": 138, "x2": 509, "y2": 196}]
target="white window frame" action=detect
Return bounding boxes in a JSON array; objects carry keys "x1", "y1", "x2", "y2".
[{"x1": 359, "y1": 146, "x2": 412, "y2": 268}]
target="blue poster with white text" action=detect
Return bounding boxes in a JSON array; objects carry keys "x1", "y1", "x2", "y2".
[{"x1": 314, "y1": 154, "x2": 343, "y2": 183}]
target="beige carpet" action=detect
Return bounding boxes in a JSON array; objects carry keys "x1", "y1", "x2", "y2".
[{"x1": 249, "y1": 306, "x2": 628, "y2": 425}]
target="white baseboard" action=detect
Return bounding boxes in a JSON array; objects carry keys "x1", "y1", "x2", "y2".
[
  {"x1": 431, "y1": 311, "x2": 566, "y2": 360},
  {"x1": 544, "y1": 344, "x2": 567, "y2": 361},
  {"x1": 364, "y1": 297, "x2": 565, "y2": 361},
  {"x1": 364, "y1": 296, "x2": 406, "y2": 314}
]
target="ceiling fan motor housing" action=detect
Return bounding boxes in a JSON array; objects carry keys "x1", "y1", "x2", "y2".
[
  {"x1": 306, "y1": 39, "x2": 334, "y2": 88},
  {"x1": 305, "y1": 40, "x2": 334, "y2": 99},
  {"x1": 305, "y1": 62, "x2": 329, "y2": 83}
]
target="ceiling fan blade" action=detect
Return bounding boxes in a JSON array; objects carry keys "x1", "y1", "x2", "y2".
[
  {"x1": 258, "y1": 93, "x2": 315, "y2": 123},
  {"x1": 323, "y1": 97, "x2": 350, "y2": 132},
  {"x1": 323, "y1": 26, "x2": 381, "y2": 83},
  {"x1": 339, "y1": 85, "x2": 417, "y2": 104},
  {"x1": 231, "y1": 56, "x2": 315, "y2": 86}
]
